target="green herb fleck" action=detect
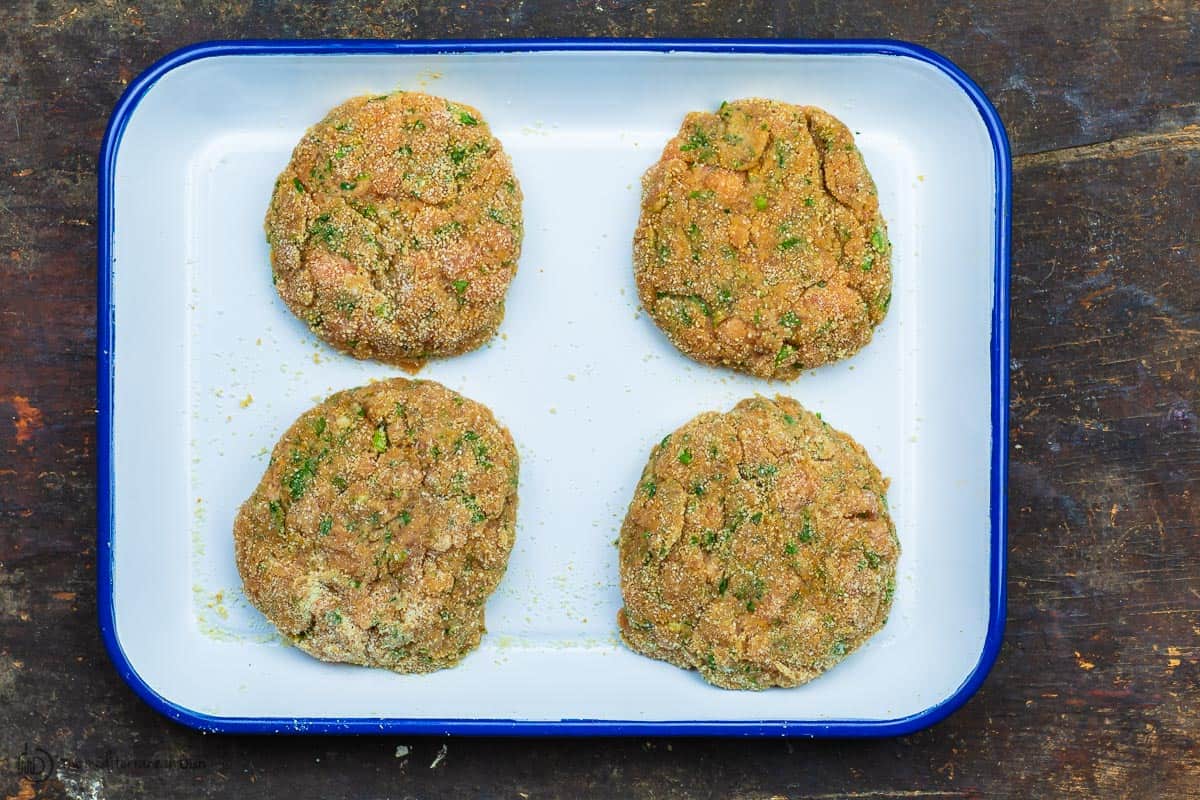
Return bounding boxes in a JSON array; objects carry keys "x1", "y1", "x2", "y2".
[
  {"x1": 312, "y1": 416, "x2": 327, "y2": 436},
  {"x1": 678, "y1": 448, "x2": 693, "y2": 466},
  {"x1": 861, "y1": 253, "x2": 875, "y2": 271},
  {"x1": 318, "y1": 516, "x2": 333, "y2": 537},
  {"x1": 871, "y1": 227, "x2": 888, "y2": 251},
  {"x1": 456, "y1": 110, "x2": 479, "y2": 126},
  {"x1": 292, "y1": 177, "x2": 305, "y2": 193},
  {"x1": 779, "y1": 311, "x2": 801, "y2": 329},
  {"x1": 372, "y1": 426, "x2": 389, "y2": 453},
  {"x1": 718, "y1": 576, "x2": 729, "y2": 595},
  {"x1": 775, "y1": 344, "x2": 796, "y2": 366},
  {"x1": 642, "y1": 480, "x2": 657, "y2": 498},
  {"x1": 452, "y1": 279, "x2": 469, "y2": 296},
  {"x1": 785, "y1": 542, "x2": 798, "y2": 555},
  {"x1": 799, "y1": 518, "x2": 815, "y2": 543},
  {"x1": 286, "y1": 457, "x2": 318, "y2": 499},
  {"x1": 679, "y1": 128, "x2": 711, "y2": 153},
  {"x1": 753, "y1": 194, "x2": 768, "y2": 211},
  {"x1": 399, "y1": 510, "x2": 412, "y2": 526},
  {"x1": 803, "y1": 197, "x2": 815, "y2": 207},
  {"x1": 309, "y1": 213, "x2": 344, "y2": 251},
  {"x1": 750, "y1": 512, "x2": 763, "y2": 524},
  {"x1": 778, "y1": 237, "x2": 803, "y2": 251}
]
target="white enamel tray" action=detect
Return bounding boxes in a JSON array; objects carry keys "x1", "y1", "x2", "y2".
[{"x1": 98, "y1": 40, "x2": 1010, "y2": 735}]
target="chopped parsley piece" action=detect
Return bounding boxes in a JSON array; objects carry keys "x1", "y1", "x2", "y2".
[
  {"x1": 775, "y1": 344, "x2": 796, "y2": 366},
  {"x1": 785, "y1": 542, "x2": 798, "y2": 555},
  {"x1": 399, "y1": 510, "x2": 412, "y2": 526},
  {"x1": 372, "y1": 426, "x2": 389, "y2": 453},
  {"x1": 798, "y1": 518, "x2": 815, "y2": 543},
  {"x1": 871, "y1": 227, "x2": 888, "y2": 251},
  {"x1": 753, "y1": 194, "x2": 768, "y2": 211},
  {"x1": 782, "y1": 414, "x2": 796, "y2": 425},
  {"x1": 861, "y1": 253, "x2": 875, "y2": 271},
  {"x1": 831, "y1": 641, "x2": 848, "y2": 657},
  {"x1": 779, "y1": 311, "x2": 801, "y2": 329},
  {"x1": 678, "y1": 448, "x2": 693, "y2": 465},
  {"x1": 864, "y1": 550, "x2": 882, "y2": 569},
  {"x1": 318, "y1": 515, "x2": 333, "y2": 536},
  {"x1": 292, "y1": 177, "x2": 305, "y2": 193},
  {"x1": 642, "y1": 480, "x2": 657, "y2": 498},
  {"x1": 803, "y1": 197, "x2": 815, "y2": 207},
  {"x1": 718, "y1": 576, "x2": 729, "y2": 595},
  {"x1": 679, "y1": 129, "x2": 711, "y2": 153},
  {"x1": 286, "y1": 457, "x2": 318, "y2": 499},
  {"x1": 312, "y1": 416, "x2": 327, "y2": 436},
  {"x1": 456, "y1": 110, "x2": 479, "y2": 126},
  {"x1": 452, "y1": 279, "x2": 469, "y2": 296},
  {"x1": 309, "y1": 214, "x2": 343, "y2": 251},
  {"x1": 778, "y1": 237, "x2": 803, "y2": 251},
  {"x1": 750, "y1": 512, "x2": 763, "y2": 524}
]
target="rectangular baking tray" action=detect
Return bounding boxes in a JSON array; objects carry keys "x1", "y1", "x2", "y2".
[{"x1": 98, "y1": 39, "x2": 1010, "y2": 736}]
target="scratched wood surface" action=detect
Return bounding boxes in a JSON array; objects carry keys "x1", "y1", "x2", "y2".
[{"x1": 1, "y1": 2, "x2": 1198, "y2": 798}]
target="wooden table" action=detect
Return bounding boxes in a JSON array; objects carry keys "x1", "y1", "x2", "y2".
[{"x1": 2, "y1": 2, "x2": 1197, "y2": 798}]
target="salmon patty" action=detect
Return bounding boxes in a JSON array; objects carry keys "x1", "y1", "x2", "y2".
[
  {"x1": 265, "y1": 92, "x2": 523, "y2": 368},
  {"x1": 618, "y1": 395, "x2": 898, "y2": 689},
  {"x1": 233, "y1": 378, "x2": 519, "y2": 673},
  {"x1": 634, "y1": 100, "x2": 892, "y2": 379}
]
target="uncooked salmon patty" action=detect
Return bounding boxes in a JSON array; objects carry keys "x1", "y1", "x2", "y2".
[
  {"x1": 265, "y1": 92, "x2": 523, "y2": 368},
  {"x1": 618, "y1": 395, "x2": 898, "y2": 689},
  {"x1": 634, "y1": 100, "x2": 892, "y2": 379},
  {"x1": 233, "y1": 378, "x2": 519, "y2": 673}
]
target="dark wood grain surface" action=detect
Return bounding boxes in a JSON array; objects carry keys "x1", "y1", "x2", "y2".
[{"x1": 2, "y1": 2, "x2": 1198, "y2": 798}]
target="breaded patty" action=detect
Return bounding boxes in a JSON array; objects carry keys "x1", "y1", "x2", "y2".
[
  {"x1": 618, "y1": 395, "x2": 898, "y2": 689},
  {"x1": 233, "y1": 378, "x2": 519, "y2": 673},
  {"x1": 634, "y1": 100, "x2": 892, "y2": 380},
  {"x1": 265, "y1": 92, "x2": 523, "y2": 368}
]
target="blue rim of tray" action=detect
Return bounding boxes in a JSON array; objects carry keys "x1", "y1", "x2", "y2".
[{"x1": 97, "y1": 37, "x2": 1010, "y2": 737}]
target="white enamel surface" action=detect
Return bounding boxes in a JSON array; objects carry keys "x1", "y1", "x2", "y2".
[{"x1": 110, "y1": 50, "x2": 998, "y2": 724}]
